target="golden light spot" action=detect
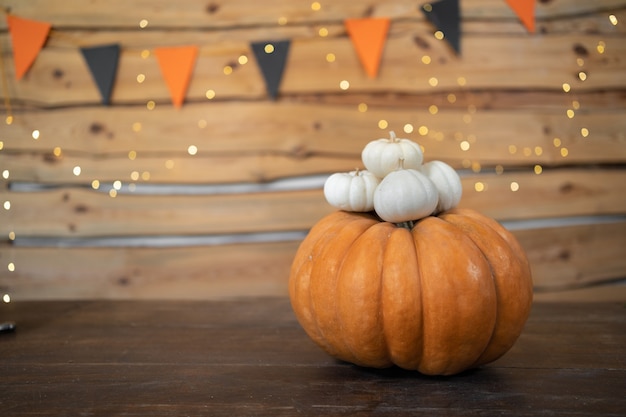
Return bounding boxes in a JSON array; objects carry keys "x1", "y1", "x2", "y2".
[
  {"x1": 53, "y1": 147, "x2": 62, "y2": 157},
  {"x1": 378, "y1": 119, "x2": 388, "y2": 129},
  {"x1": 578, "y1": 71, "x2": 587, "y2": 81},
  {"x1": 128, "y1": 150, "x2": 137, "y2": 160},
  {"x1": 535, "y1": 146, "x2": 543, "y2": 156},
  {"x1": 318, "y1": 27, "x2": 329, "y2": 37},
  {"x1": 460, "y1": 140, "x2": 470, "y2": 151},
  {"x1": 91, "y1": 180, "x2": 100, "y2": 190},
  {"x1": 132, "y1": 122, "x2": 142, "y2": 132},
  {"x1": 165, "y1": 160, "x2": 175, "y2": 169},
  {"x1": 8, "y1": 231, "x2": 15, "y2": 240},
  {"x1": 434, "y1": 31, "x2": 444, "y2": 40},
  {"x1": 581, "y1": 127, "x2": 589, "y2": 137},
  {"x1": 462, "y1": 159, "x2": 471, "y2": 168},
  {"x1": 109, "y1": 189, "x2": 117, "y2": 198},
  {"x1": 326, "y1": 53, "x2": 336, "y2": 63},
  {"x1": 403, "y1": 124, "x2": 414, "y2": 134},
  {"x1": 471, "y1": 161, "x2": 481, "y2": 173},
  {"x1": 3, "y1": 294, "x2": 11, "y2": 303},
  {"x1": 188, "y1": 145, "x2": 198, "y2": 155},
  {"x1": 206, "y1": 89, "x2": 216, "y2": 99},
  {"x1": 141, "y1": 171, "x2": 151, "y2": 181},
  {"x1": 474, "y1": 182, "x2": 485, "y2": 192},
  {"x1": 523, "y1": 147, "x2": 532, "y2": 157},
  {"x1": 198, "y1": 119, "x2": 207, "y2": 128},
  {"x1": 447, "y1": 93, "x2": 456, "y2": 103},
  {"x1": 1, "y1": 169, "x2": 8, "y2": 179},
  {"x1": 428, "y1": 77, "x2": 438, "y2": 87},
  {"x1": 223, "y1": 65, "x2": 233, "y2": 75},
  {"x1": 495, "y1": 165, "x2": 504, "y2": 175},
  {"x1": 572, "y1": 100, "x2": 580, "y2": 109},
  {"x1": 7, "y1": 262, "x2": 15, "y2": 272},
  {"x1": 553, "y1": 137, "x2": 562, "y2": 147},
  {"x1": 130, "y1": 171, "x2": 140, "y2": 181},
  {"x1": 3, "y1": 201, "x2": 10, "y2": 210},
  {"x1": 508, "y1": 145, "x2": 517, "y2": 154},
  {"x1": 357, "y1": 102, "x2": 368, "y2": 112},
  {"x1": 418, "y1": 125, "x2": 429, "y2": 136},
  {"x1": 238, "y1": 55, "x2": 248, "y2": 65},
  {"x1": 421, "y1": 55, "x2": 431, "y2": 64},
  {"x1": 560, "y1": 148, "x2": 569, "y2": 157},
  {"x1": 534, "y1": 165, "x2": 543, "y2": 175},
  {"x1": 597, "y1": 41, "x2": 606, "y2": 54},
  {"x1": 0, "y1": 141, "x2": 3, "y2": 150},
  {"x1": 609, "y1": 14, "x2": 618, "y2": 25},
  {"x1": 278, "y1": 16, "x2": 287, "y2": 25},
  {"x1": 562, "y1": 83, "x2": 571, "y2": 92},
  {"x1": 32, "y1": 130, "x2": 40, "y2": 140},
  {"x1": 576, "y1": 58, "x2": 584, "y2": 67},
  {"x1": 457, "y1": 76, "x2": 467, "y2": 86},
  {"x1": 264, "y1": 44, "x2": 275, "y2": 54},
  {"x1": 141, "y1": 49, "x2": 150, "y2": 59},
  {"x1": 510, "y1": 182, "x2": 519, "y2": 192},
  {"x1": 339, "y1": 80, "x2": 350, "y2": 90},
  {"x1": 146, "y1": 100, "x2": 156, "y2": 110},
  {"x1": 311, "y1": 1, "x2": 321, "y2": 11},
  {"x1": 429, "y1": 104, "x2": 438, "y2": 114},
  {"x1": 136, "y1": 74, "x2": 146, "y2": 83},
  {"x1": 423, "y1": 4, "x2": 432, "y2": 12},
  {"x1": 139, "y1": 19, "x2": 149, "y2": 29},
  {"x1": 73, "y1": 166, "x2": 81, "y2": 176},
  {"x1": 5, "y1": 115, "x2": 13, "y2": 125},
  {"x1": 113, "y1": 180, "x2": 122, "y2": 190}
]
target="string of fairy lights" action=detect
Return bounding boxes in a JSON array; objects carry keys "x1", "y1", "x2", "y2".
[{"x1": 0, "y1": 4, "x2": 621, "y2": 303}]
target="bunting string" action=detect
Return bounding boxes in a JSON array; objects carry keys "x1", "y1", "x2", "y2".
[{"x1": 1, "y1": 1, "x2": 537, "y2": 109}]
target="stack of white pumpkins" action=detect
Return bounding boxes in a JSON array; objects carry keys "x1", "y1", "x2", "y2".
[{"x1": 323, "y1": 131, "x2": 463, "y2": 224}]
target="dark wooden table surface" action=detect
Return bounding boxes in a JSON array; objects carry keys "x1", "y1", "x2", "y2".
[{"x1": 1, "y1": 299, "x2": 624, "y2": 416}]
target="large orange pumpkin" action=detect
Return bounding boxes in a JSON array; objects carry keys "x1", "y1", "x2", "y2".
[{"x1": 289, "y1": 208, "x2": 533, "y2": 375}]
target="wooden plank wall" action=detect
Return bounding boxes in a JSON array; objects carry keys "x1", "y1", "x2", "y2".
[{"x1": 1, "y1": 0, "x2": 625, "y2": 301}]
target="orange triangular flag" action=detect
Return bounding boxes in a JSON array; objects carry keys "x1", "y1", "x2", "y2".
[
  {"x1": 505, "y1": 0, "x2": 536, "y2": 33},
  {"x1": 154, "y1": 45, "x2": 199, "y2": 108},
  {"x1": 6, "y1": 15, "x2": 52, "y2": 80},
  {"x1": 344, "y1": 17, "x2": 390, "y2": 78}
]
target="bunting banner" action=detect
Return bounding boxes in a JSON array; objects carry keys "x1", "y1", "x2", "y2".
[
  {"x1": 80, "y1": 44, "x2": 120, "y2": 105},
  {"x1": 6, "y1": 14, "x2": 52, "y2": 80},
  {"x1": 344, "y1": 17, "x2": 390, "y2": 79},
  {"x1": 421, "y1": 0, "x2": 461, "y2": 55},
  {"x1": 154, "y1": 45, "x2": 199, "y2": 108},
  {"x1": 251, "y1": 40, "x2": 291, "y2": 100},
  {"x1": 505, "y1": 0, "x2": 536, "y2": 33}
]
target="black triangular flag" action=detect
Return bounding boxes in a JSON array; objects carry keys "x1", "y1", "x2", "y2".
[
  {"x1": 80, "y1": 44, "x2": 120, "y2": 105},
  {"x1": 251, "y1": 40, "x2": 290, "y2": 100},
  {"x1": 421, "y1": 0, "x2": 461, "y2": 55}
]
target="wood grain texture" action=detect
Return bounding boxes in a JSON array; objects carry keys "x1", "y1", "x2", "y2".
[
  {"x1": 0, "y1": 0, "x2": 625, "y2": 300},
  {"x1": 0, "y1": 300, "x2": 624, "y2": 416},
  {"x1": 2, "y1": 221, "x2": 625, "y2": 301}
]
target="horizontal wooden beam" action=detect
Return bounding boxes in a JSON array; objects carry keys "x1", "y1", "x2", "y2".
[{"x1": 1, "y1": 221, "x2": 624, "y2": 301}]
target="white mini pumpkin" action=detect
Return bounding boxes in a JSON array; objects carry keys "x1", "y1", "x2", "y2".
[
  {"x1": 324, "y1": 170, "x2": 380, "y2": 212},
  {"x1": 373, "y1": 167, "x2": 438, "y2": 223},
  {"x1": 361, "y1": 131, "x2": 424, "y2": 178},
  {"x1": 421, "y1": 160, "x2": 463, "y2": 213}
]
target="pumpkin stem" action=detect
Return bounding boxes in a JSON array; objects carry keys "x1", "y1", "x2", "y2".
[
  {"x1": 396, "y1": 220, "x2": 415, "y2": 230},
  {"x1": 389, "y1": 131, "x2": 397, "y2": 142}
]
